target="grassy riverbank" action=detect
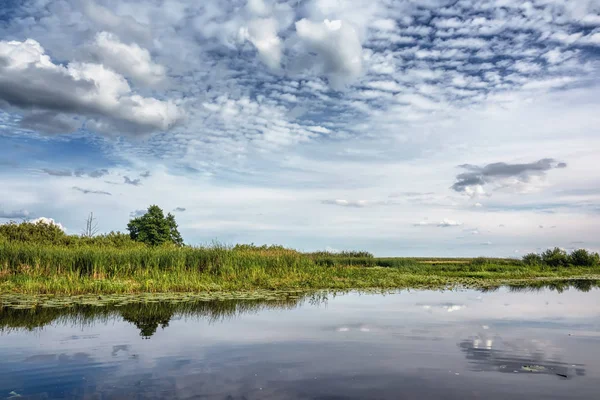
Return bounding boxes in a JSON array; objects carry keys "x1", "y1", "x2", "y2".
[{"x1": 2, "y1": 241, "x2": 600, "y2": 295}]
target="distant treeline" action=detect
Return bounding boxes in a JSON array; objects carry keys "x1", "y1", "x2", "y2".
[{"x1": 523, "y1": 248, "x2": 599, "y2": 268}]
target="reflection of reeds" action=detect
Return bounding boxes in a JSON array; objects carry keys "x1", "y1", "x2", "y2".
[
  {"x1": 505, "y1": 279, "x2": 600, "y2": 293},
  {"x1": 2, "y1": 279, "x2": 598, "y2": 338},
  {"x1": 0, "y1": 294, "x2": 313, "y2": 337},
  {"x1": 2, "y1": 241, "x2": 600, "y2": 295}
]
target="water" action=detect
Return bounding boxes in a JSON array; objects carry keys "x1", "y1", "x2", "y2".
[{"x1": 1, "y1": 285, "x2": 599, "y2": 399}]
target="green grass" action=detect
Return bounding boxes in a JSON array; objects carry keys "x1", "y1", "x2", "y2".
[{"x1": 2, "y1": 241, "x2": 600, "y2": 295}]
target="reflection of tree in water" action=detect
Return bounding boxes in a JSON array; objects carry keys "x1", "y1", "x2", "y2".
[
  {"x1": 120, "y1": 303, "x2": 174, "y2": 338},
  {"x1": 0, "y1": 296, "x2": 313, "y2": 338},
  {"x1": 458, "y1": 333, "x2": 586, "y2": 379}
]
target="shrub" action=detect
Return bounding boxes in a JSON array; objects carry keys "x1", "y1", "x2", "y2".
[
  {"x1": 78, "y1": 232, "x2": 145, "y2": 249},
  {"x1": 0, "y1": 220, "x2": 67, "y2": 245},
  {"x1": 541, "y1": 247, "x2": 569, "y2": 267},
  {"x1": 472, "y1": 257, "x2": 492, "y2": 266},
  {"x1": 338, "y1": 251, "x2": 374, "y2": 258},
  {"x1": 569, "y1": 249, "x2": 600, "y2": 267},
  {"x1": 522, "y1": 253, "x2": 543, "y2": 266},
  {"x1": 307, "y1": 250, "x2": 374, "y2": 259}
]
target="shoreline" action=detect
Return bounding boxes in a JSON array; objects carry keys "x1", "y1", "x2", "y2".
[{"x1": 2, "y1": 274, "x2": 599, "y2": 302}]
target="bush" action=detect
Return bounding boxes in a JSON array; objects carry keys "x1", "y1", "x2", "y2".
[
  {"x1": 0, "y1": 220, "x2": 67, "y2": 245},
  {"x1": 78, "y1": 232, "x2": 145, "y2": 249},
  {"x1": 308, "y1": 250, "x2": 374, "y2": 259},
  {"x1": 522, "y1": 253, "x2": 543, "y2": 266},
  {"x1": 541, "y1": 247, "x2": 569, "y2": 268},
  {"x1": 472, "y1": 257, "x2": 492, "y2": 266},
  {"x1": 569, "y1": 249, "x2": 600, "y2": 267}
]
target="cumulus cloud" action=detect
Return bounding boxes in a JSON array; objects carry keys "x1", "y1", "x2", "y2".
[
  {"x1": 30, "y1": 217, "x2": 65, "y2": 231},
  {"x1": 90, "y1": 32, "x2": 166, "y2": 86},
  {"x1": 19, "y1": 112, "x2": 81, "y2": 134},
  {"x1": 81, "y1": 0, "x2": 151, "y2": 44},
  {"x1": 0, "y1": 39, "x2": 182, "y2": 135},
  {"x1": 72, "y1": 186, "x2": 112, "y2": 196},
  {"x1": 452, "y1": 159, "x2": 567, "y2": 197},
  {"x1": 295, "y1": 19, "x2": 363, "y2": 88},
  {"x1": 246, "y1": 0, "x2": 271, "y2": 17},
  {"x1": 240, "y1": 18, "x2": 282, "y2": 70},
  {"x1": 0, "y1": 0, "x2": 599, "y2": 256},
  {"x1": 414, "y1": 219, "x2": 463, "y2": 227}
]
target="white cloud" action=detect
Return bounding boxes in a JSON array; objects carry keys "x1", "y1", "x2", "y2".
[
  {"x1": 240, "y1": 18, "x2": 282, "y2": 69},
  {"x1": 31, "y1": 217, "x2": 66, "y2": 232},
  {"x1": 1, "y1": 0, "x2": 600, "y2": 257},
  {"x1": 246, "y1": 0, "x2": 271, "y2": 17},
  {"x1": 415, "y1": 219, "x2": 463, "y2": 227},
  {"x1": 437, "y1": 38, "x2": 488, "y2": 49},
  {"x1": 366, "y1": 80, "x2": 403, "y2": 92},
  {"x1": 200, "y1": 96, "x2": 320, "y2": 149},
  {"x1": 371, "y1": 19, "x2": 396, "y2": 31},
  {"x1": 81, "y1": 0, "x2": 151, "y2": 43},
  {"x1": 580, "y1": 14, "x2": 600, "y2": 26},
  {"x1": 90, "y1": 32, "x2": 166, "y2": 85},
  {"x1": 295, "y1": 18, "x2": 363, "y2": 88},
  {"x1": 0, "y1": 39, "x2": 182, "y2": 135},
  {"x1": 323, "y1": 199, "x2": 369, "y2": 208},
  {"x1": 579, "y1": 32, "x2": 600, "y2": 45}
]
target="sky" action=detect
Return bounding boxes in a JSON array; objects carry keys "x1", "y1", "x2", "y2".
[{"x1": 0, "y1": 0, "x2": 599, "y2": 257}]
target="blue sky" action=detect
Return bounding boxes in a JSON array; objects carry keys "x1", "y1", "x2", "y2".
[{"x1": 1, "y1": 0, "x2": 599, "y2": 256}]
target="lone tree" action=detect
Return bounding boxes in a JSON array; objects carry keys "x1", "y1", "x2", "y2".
[{"x1": 127, "y1": 205, "x2": 183, "y2": 246}]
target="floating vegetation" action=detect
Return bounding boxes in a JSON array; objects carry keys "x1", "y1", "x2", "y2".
[
  {"x1": 2, "y1": 279, "x2": 599, "y2": 339},
  {"x1": 0, "y1": 291, "x2": 318, "y2": 338}
]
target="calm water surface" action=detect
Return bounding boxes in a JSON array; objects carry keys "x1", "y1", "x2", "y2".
[{"x1": 1, "y1": 285, "x2": 599, "y2": 399}]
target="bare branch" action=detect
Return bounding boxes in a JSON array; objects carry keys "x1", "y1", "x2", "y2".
[{"x1": 82, "y1": 212, "x2": 99, "y2": 238}]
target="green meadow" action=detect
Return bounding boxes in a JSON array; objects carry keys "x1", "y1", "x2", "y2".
[
  {"x1": 1, "y1": 214, "x2": 599, "y2": 296},
  {"x1": 2, "y1": 240, "x2": 600, "y2": 295}
]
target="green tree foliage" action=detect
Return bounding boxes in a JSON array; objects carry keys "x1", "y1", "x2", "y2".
[
  {"x1": 569, "y1": 249, "x2": 600, "y2": 267},
  {"x1": 522, "y1": 253, "x2": 543, "y2": 266},
  {"x1": 541, "y1": 247, "x2": 569, "y2": 267},
  {"x1": 78, "y1": 232, "x2": 144, "y2": 248},
  {"x1": 523, "y1": 248, "x2": 600, "y2": 268},
  {"x1": 127, "y1": 205, "x2": 183, "y2": 246},
  {"x1": 0, "y1": 220, "x2": 67, "y2": 245}
]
